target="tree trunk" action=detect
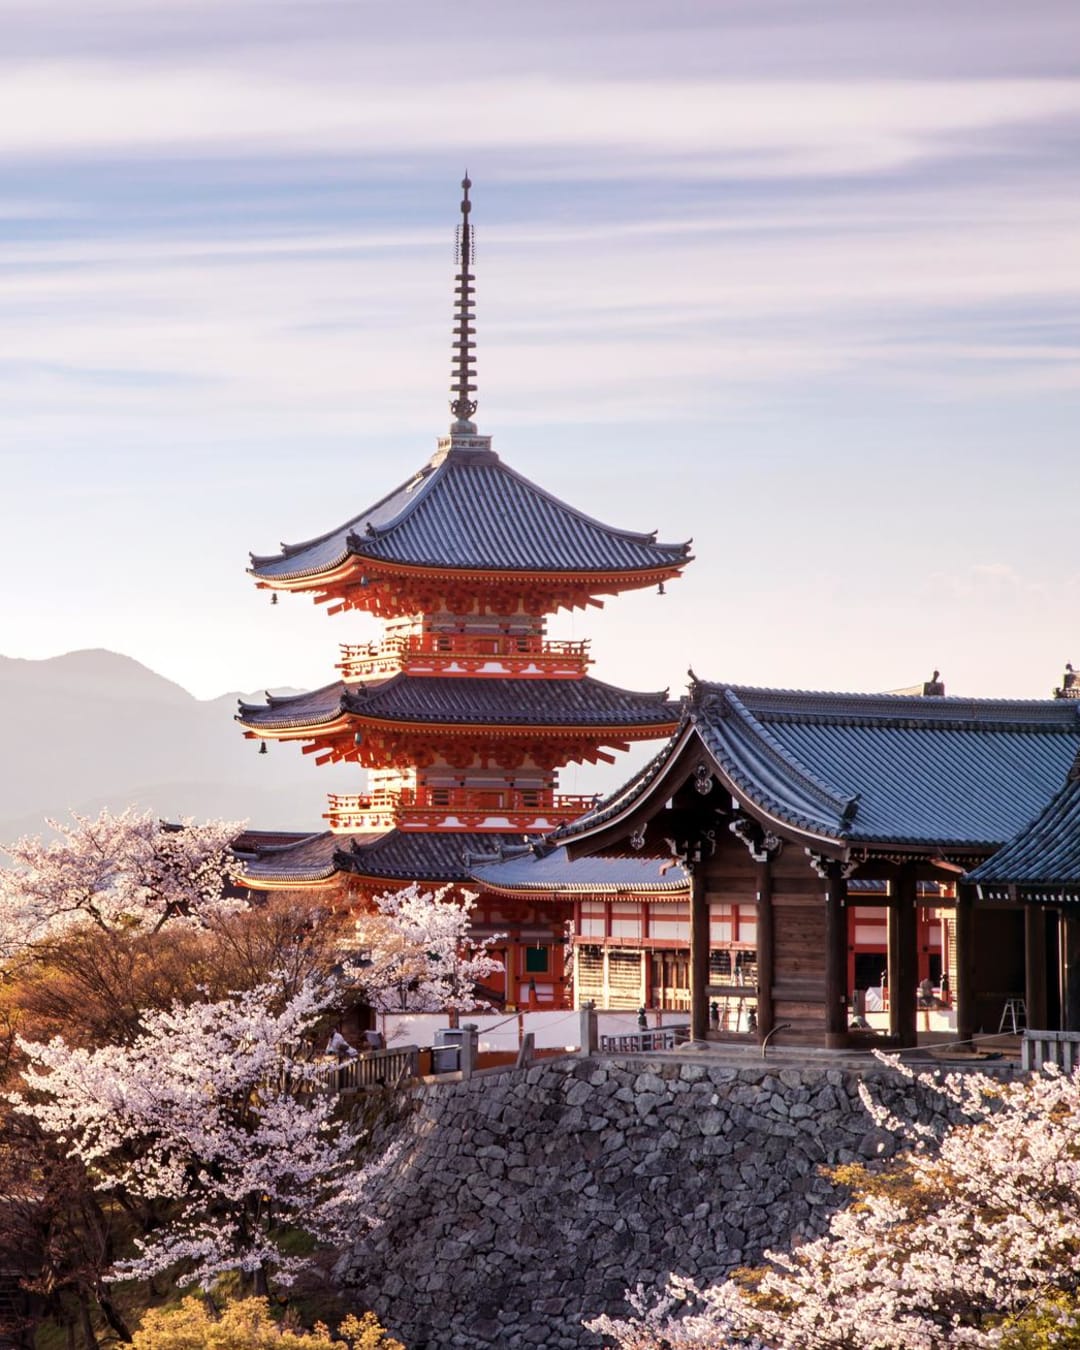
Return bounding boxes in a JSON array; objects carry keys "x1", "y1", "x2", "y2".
[
  {"x1": 78, "y1": 1295, "x2": 99, "y2": 1350},
  {"x1": 96, "y1": 1289, "x2": 133, "y2": 1343}
]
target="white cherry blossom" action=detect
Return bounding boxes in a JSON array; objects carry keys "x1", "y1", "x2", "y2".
[{"x1": 346, "y1": 883, "x2": 503, "y2": 1013}]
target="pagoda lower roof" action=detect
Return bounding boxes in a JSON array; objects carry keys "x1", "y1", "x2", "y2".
[
  {"x1": 966, "y1": 753, "x2": 1080, "y2": 900},
  {"x1": 468, "y1": 843, "x2": 689, "y2": 897},
  {"x1": 249, "y1": 439, "x2": 691, "y2": 584},
  {"x1": 233, "y1": 829, "x2": 347, "y2": 886},
  {"x1": 237, "y1": 674, "x2": 680, "y2": 734},
  {"x1": 235, "y1": 827, "x2": 530, "y2": 888},
  {"x1": 551, "y1": 680, "x2": 1080, "y2": 855}
]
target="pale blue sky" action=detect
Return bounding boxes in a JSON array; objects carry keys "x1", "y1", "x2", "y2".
[{"x1": 3, "y1": 0, "x2": 1079, "y2": 793}]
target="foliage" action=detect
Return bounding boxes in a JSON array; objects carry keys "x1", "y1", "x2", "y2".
[
  {"x1": 0, "y1": 809, "x2": 242, "y2": 961},
  {"x1": 348, "y1": 884, "x2": 503, "y2": 1013},
  {"x1": 12, "y1": 974, "x2": 384, "y2": 1295},
  {"x1": 589, "y1": 1056, "x2": 1080, "y2": 1350},
  {"x1": 993, "y1": 1293, "x2": 1080, "y2": 1349},
  {"x1": 128, "y1": 1298, "x2": 403, "y2": 1350}
]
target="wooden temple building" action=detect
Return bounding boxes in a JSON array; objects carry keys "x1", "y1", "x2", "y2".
[
  {"x1": 536, "y1": 676, "x2": 1080, "y2": 1047},
  {"x1": 233, "y1": 178, "x2": 691, "y2": 1008}
]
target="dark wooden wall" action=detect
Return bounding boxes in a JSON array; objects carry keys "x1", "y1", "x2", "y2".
[{"x1": 703, "y1": 836, "x2": 827, "y2": 1044}]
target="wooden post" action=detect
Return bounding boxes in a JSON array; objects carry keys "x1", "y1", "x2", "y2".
[
  {"x1": 578, "y1": 1001, "x2": 598, "y2": 1056},
  {"x1": 1025, "y1": 905, "x2": 1048, "y2": 1031},
  {"x1": 690, "y1": 865, "x2": 710, "y2": 1042},
  {"x1": 888, "y1": 864, "x2": 919, "y2": 1047},
  {"x1": 460, "y1": 1024, "x2": 478, "y2": 1079},
  {"x1": 824, "y1": 864, "x2": 849, "y2": 1049},
  {"x1": 755, "y1": 856, "x2": 775, "y2": 1041},
  {"x1": 1063, "y1": 913, "x2": 1080, "y2": 1033},
  {"x1": 955, "y1": 882, "x2": 977, "y2": 1046}
]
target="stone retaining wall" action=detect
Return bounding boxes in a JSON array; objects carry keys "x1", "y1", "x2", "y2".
[{"x1": 339, "y1": 1055, "x2": 1007, "y2": 1349}]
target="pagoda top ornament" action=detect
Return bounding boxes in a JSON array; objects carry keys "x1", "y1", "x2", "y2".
[{"x1": 449, "y1": 174, "x2": 479, "y2": 435}]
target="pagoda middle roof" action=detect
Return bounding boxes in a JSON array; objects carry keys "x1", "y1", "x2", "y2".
[
  {"x1": 249, "y1": 443, "x2": 691, "y2": 583},
  {"x1": 966, "y1": 752, "x2": 1080, "y2": 899},
  {"x1": 237, "y1": 673, "x2": 681, "y2": 733},
  {"x1": 552, "y1": 680, "x2": 1080, "y2": 853}
]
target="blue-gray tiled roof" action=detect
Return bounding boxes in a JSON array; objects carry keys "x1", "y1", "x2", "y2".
[
  {"x1": 967, "y1": 753, "x2": 1080, "y2": 898},
  {"x1": 233, "y1": 830, "x2": 345, "y2": 885},
  {"x1": 339, "y1": 830, "x2": 527, "y2": 883},
  {"x1": 238, "y1": 675, "x2": 681, "y2": 732},
  {"x1": 555, "y1": 681, "x2": 1080, "y2": 853},
  {"x1": 249, "y1": 446, "x2": 691, "y2": 581},
  {"x1": 468, "y1": 845, "x2": 689, "y2": 895}
]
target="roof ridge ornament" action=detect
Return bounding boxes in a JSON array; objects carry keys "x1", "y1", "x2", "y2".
[{"x1": 450, "y1": 174, "x2": 479, "y2": 433}]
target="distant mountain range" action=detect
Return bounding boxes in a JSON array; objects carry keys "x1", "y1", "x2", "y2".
[{"x1": 0, "y1": 649, "x2": 358, "y2": 842}]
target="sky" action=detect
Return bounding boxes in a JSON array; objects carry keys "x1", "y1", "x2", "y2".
[{"x1": 2, "y1": 0, "x2": 1080, "y2": 800}]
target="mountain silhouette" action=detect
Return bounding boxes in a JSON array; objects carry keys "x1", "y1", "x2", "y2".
[{"x1": 0, "y1": 649, "x2": 358, "y2": 842}]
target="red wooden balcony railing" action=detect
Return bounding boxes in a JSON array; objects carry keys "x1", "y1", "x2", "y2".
[
  {"x1": 324, "y1": 787, "x2": 598, "y2": 832},
  {"x1": 337, "y1": 633, "x2": 591, "y2": 679}
]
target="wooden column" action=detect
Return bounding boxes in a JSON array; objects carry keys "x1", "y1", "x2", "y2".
[
  {"x1": 888, "y1": 864, "x2": 919, "y2": 1047},
  {"x1": 824, "y1": 864, "x2": 849, "y2": 1049},
  {"x1": 1024, "y1": 905, "x2": 1048, "y2": 1031},
  {"x1": 755, "y1": 856, "x2": 775, "y2": 1041},
  {"x1": 1062, "y1": 912, "x2": 1080, "y2": 1033},
  {"x1": 955, "y1": 882, "x2": 977, "y2": 1046},
  {"x1": 690, "y1": 865, "x2": 710, "y2": 1041}
]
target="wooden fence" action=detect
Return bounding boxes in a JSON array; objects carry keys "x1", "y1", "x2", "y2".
[
  {"x1": 317, "y1": 1045, "x2": 421, "y2": 1092},
  {"x1": 599, "y1": 1026, "x2": 688, "y2": 1054},
  {"x1": 1022, "y1": 1029, "x2": 1080, "y2": 1073}
]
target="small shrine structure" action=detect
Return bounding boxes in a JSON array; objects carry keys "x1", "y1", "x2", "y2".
[{"x1": 234, "y1": 179, "x2": 690, "y2": 1007}]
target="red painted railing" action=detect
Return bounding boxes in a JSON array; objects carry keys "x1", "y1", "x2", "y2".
[
  {"x1": 338, "y1": 633, "x2": 591, "y2": 678},
  {"x1": 324, "y1": 788, "x2": 597, "y2": 831}
]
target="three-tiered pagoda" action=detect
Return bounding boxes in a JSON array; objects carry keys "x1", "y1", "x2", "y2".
[{"x1": 234, "y1": 179, "x2": 691, "y2": 1007}]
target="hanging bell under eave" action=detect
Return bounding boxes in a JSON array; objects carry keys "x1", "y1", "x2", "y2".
[
  {"x1": 258, "y1": 742, "x2": 268, "y2": 755},
  {"x1": 270, "y1": 593, "x2": 278, "y2": 605}
]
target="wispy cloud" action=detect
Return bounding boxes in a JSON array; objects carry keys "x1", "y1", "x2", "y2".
[
  {"x1": 0, "y1": 3, "x2": 1078, "y2": 719},
  {"x1": 1, "y1": 66, "x2": 1079, "y2": 182}
]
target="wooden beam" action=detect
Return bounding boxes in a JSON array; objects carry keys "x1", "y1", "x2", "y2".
[
  {"x1": 888, "y1": 863, "x2": 918, "y2": 1047},
  {"x1": 690, "y1": 865, "x2": 710, "y2": 1042},
  {"x1": 755, "y1": 855, "x2": 774, "y2": 1041},
  {"x1": 1025, "y1": 905, "x2": 1049, "y2": 1031},
  {"x1": 955, "y1": 882, "x2": 977, "y2": 1046},
  {"x1": 824, "y1": 865, "x2": 849, "y2": 1049}
]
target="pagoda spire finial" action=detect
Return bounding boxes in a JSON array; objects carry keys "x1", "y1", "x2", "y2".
[{"x1": 450, "y1": 174, "x2": 479, "y2": 432}]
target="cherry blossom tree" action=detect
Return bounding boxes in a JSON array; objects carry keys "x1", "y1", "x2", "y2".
[
  {"x1": 12, "y1": 973, "x2": 385, "y2": 1296},
  {"x1": 0, "y1": 808, "x2": 242, "y2": 960},
  {"x1": 347, "y1": 884, "x2": 503, "y2": 1014},
  {"x1": 588, "y1": 1056, "x2": 1080, "y2": 1350}
]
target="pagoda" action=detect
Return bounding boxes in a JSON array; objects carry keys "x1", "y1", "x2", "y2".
[{"x1": 234, "y1": 178, "x2": 691, "y2": 1007}]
